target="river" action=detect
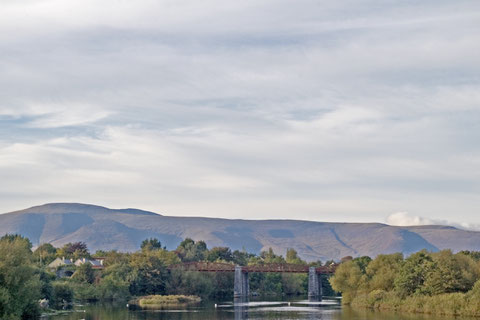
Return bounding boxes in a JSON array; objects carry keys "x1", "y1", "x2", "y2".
[{"x1": 42, "y1": 298, "x2": 464, "y2": 320}]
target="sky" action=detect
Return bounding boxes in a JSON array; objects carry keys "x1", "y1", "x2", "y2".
[{"x1": 0, "y1": 0, "x2": 479, "y2": 228}]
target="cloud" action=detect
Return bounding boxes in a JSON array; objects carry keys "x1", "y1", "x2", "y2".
[
  {"x1": 25, "y1": 104, "x2": 111, "y2": 128},
  {"x1": 0, "y1": 0, "x2": 479, "y2": 225},
  {"x1": 387, "y1": 212, "x2": 480, "y2": 231},
  {"x1": 386, "y1": 212, "x2": 434, "y2": 226}
]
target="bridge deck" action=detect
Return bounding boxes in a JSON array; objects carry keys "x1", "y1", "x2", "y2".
[{"x1": 169, "y1": 262, "x2": 336, "y2": 274}]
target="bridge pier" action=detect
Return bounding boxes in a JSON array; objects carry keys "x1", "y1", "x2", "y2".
[
  {"x1": 308, "y1": 267, "x2": 322, "y2": 301},
  {"x1": 234, "y1": 266, "x2": 249, "y2": 298}
]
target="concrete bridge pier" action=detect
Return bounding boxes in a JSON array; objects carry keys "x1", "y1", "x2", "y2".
[
  {"x1": 234, "y1": 265, "x2": 249, "y2": 298},
  {"x1": 308, "y1": 267, "x2": 322, "y2": 301}
]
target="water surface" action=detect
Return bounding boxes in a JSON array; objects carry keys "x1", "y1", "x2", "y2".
[{"x1": 43, "y1": 298, "x2": 466, "y2": 320}]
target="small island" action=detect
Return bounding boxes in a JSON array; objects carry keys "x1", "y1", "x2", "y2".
[{"x1": 132, "y1": 295, "x2": 201, "y2": 309}]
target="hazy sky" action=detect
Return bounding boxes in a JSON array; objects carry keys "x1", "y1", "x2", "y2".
[{"x1": 1, "y1": 0, "x2": 479, "y2": 227}]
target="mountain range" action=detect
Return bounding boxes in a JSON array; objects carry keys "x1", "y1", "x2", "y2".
[{"x1": 1, "y1": 203, "x2": 479, "y2": 261}]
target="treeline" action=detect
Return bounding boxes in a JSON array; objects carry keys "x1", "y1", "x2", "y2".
[
  {"x1": 0, "y1": 235, "x2": 335, "y2": 319},
  {"x1": 330, "y1": 250, "x2": 480, "y2": 317}
]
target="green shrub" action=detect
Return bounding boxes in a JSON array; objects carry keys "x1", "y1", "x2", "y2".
[
  {"x1": 51, "y1": 282, "x2": 74, "y2": 308},
  {"x1": 71, "y1": 282, "x2": 97, "y2": 301},
  {"x1": 97, "y1": 275, "x2": 130, "y2": 301}
]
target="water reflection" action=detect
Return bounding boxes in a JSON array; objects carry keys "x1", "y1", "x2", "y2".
[
  {"x1": 42, "y1": 299, "x2": 465, "y2": 320},
  {"x1": 234, "y1": 297, "x2": 248, "y2": 320},
  {"x1": 337, "y1": 307, "x2": 465, "y2": 320}
]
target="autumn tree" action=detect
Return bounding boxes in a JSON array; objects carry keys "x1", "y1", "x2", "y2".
[
  {"x1": 330, "y1": 260, "x2": 366, "y2": 304},
  {"x1": 366, "y1": 253, "x2": 403, "y2": 291}
]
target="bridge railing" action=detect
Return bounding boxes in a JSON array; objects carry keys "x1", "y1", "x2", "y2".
[
  {"x1": 169, "y1": 261, "x2": 337, "y2": 274},
  {"x1": 169, "y1": 261, "x2": 236, "y2": 272},
  {"x1": 243, "y1": 263, "x2": 309, "y2": 273}
]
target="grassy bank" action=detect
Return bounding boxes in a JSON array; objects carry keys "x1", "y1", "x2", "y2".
[
  {"x1": 132, "y1": 295, "x2": 201, "y2": 309},
  {"x1": 350, "y1": 290, "x2": 480, "y2": 317}
]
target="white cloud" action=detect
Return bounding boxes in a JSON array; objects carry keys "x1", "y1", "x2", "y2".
[
  {"x1": 387, "y1": 212, "x2": 480, "y2": 231},
  {"x1": 26, "y1": 104, "x2": 111, "y2": 128},
  {"x1": 386, "y1": 212, "x2": 434, "y2": 226}
]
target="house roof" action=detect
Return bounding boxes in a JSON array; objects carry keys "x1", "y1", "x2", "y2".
[
  {"x1": 74, "y1": 258, "x2": 105, "y2": 269},
  {"x1": 48, "y1": 257, "x2": 73, "y2": 268}
]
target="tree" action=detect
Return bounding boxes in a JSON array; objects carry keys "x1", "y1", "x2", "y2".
[
  {"x1": 97, "y1": 250, "x2": 130, "y2": 267},
  {"x1": 366, "y1": 253, "x2": 403, "y2": 291},
  {"x1": 103, "y1": 260, "x2": 133, "y2": 281},
  {"x1": 167, "y1": 270, "x2": 215, "y2": 298},
  {"x1": 141, "y1": 238, "x2": 163, "y2": 251},
  {"x1": 394, "y1": 250, "x2": 435, "y2": 297},
  {"x1": 72, "y1": 263, "x2": 95, "y2": 284},
  {"x1": 264, "y1": 273, "x2": 283, "y2": 294},
  {"x1": 38, "y1": 269, "x2": 55, "y2": 303},
  {"x1": 260, "y1": 248, "x2": 285, "y2": 264},
  {"x1": 0, "y1": 234, "x2": 32, "y2": 249},
  {"x1": 232, "y1": 250, "x2": 255, "y2": 266},
  {"x1": 353, "y1": 256, "x2": 372, "y2": 274},
  {"x1": 0, "y1": 235, "x2": 42, "y2": 319},
  {"x1": 423, "y1": 250, "x2": 480, "y2": 295},
  {"x1": 286, "y1": 248, "x2": 306, "y2": 265},
  {"x1": 282, "y1": 273, "x2": 306, "y2": 295},
  {"x1": 460, "y1": 250, "x2": 480, "y2": 262},
  {"x1": 179, "y1": 238, "x2": 195, "y2": 247},
  {"x1": 33, "y1": 243, "x2": 57, "y2": 266},
  {"x1": 176, "y1": 238, "x2": 207, "y2": 262},
  {"x1": 57, "y1": 242, "x2": 89, "y2": 259},
  {"x1": 128, "y1": 248, "x2": 179, "y2": 295},
  {"x1": 309, "y1": 260, "x2": 323, "y2": 267},
  {"x1": 206, "y1": 247, "x2": 233, "y2": 262},
  {"x1": 97, "y1": 275, "x2": 130, "y2": 301},
  {"x1": 330, "y1": 260, "x2": 365, "y2": 304},
  {"x1": 51, "y1": 282, "x2": 74, "y2": 308}
]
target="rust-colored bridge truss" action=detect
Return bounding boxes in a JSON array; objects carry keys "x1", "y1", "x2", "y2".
[{"x1": 169, "y1": 261, "x2": 336, "y2": 274}]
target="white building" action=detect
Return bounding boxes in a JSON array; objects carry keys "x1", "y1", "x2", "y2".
[{"x1": 74, "y1": 257, "x2": 105, "y2": 269}]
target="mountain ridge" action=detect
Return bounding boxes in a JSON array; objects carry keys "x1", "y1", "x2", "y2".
[{"x1": 1, "y1": 203, "x2": 479, "y2": 262}]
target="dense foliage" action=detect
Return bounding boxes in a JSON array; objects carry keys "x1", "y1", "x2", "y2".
[
  {"x1": 0, "y1": 235, "x2": 43, "y2": 319},
  {"x1": 7, "y1": 232, "x2": 480, "y2": 319},
  {"x1": 0, "y1": 234, "x2": 336, "y2": 319},
  {"x1": 330, "y1": 250, "x2": 480, "y2": 316}
]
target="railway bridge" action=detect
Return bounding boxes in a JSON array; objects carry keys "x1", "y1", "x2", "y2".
[{"x1": 169, "y1": 262, "x2": 337, "y2": 301}]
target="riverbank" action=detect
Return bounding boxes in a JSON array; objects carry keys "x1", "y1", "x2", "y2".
[
  {"x1": 330, "y1": 250, "x2": 480, "y2": 318},
  {"x1": 350, "y1": 290, "x2": 480, "y2": 317}
]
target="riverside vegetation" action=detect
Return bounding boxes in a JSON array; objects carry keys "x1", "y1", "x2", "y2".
[
  {"x1": 330, "y1": 250, "x2": 480, "y2": 317},
  {"x1": 5, "y1": 233, "x2": 480, "y2": 320},
  {"x1": 0, "y1": 234, "x2": 334, "y2": 319}
]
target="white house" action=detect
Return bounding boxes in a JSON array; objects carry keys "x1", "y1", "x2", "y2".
[
  {"x1": 74, "y1": 257, "x2": 105, "y2": 269},
  {"x1": 48, "y1": 257, "x2": 73, "y2": 269}
]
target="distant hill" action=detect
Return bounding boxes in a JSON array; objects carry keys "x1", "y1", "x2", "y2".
[{"x1": 1, "y1": 203, "x2": 479, "y2": 261}]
